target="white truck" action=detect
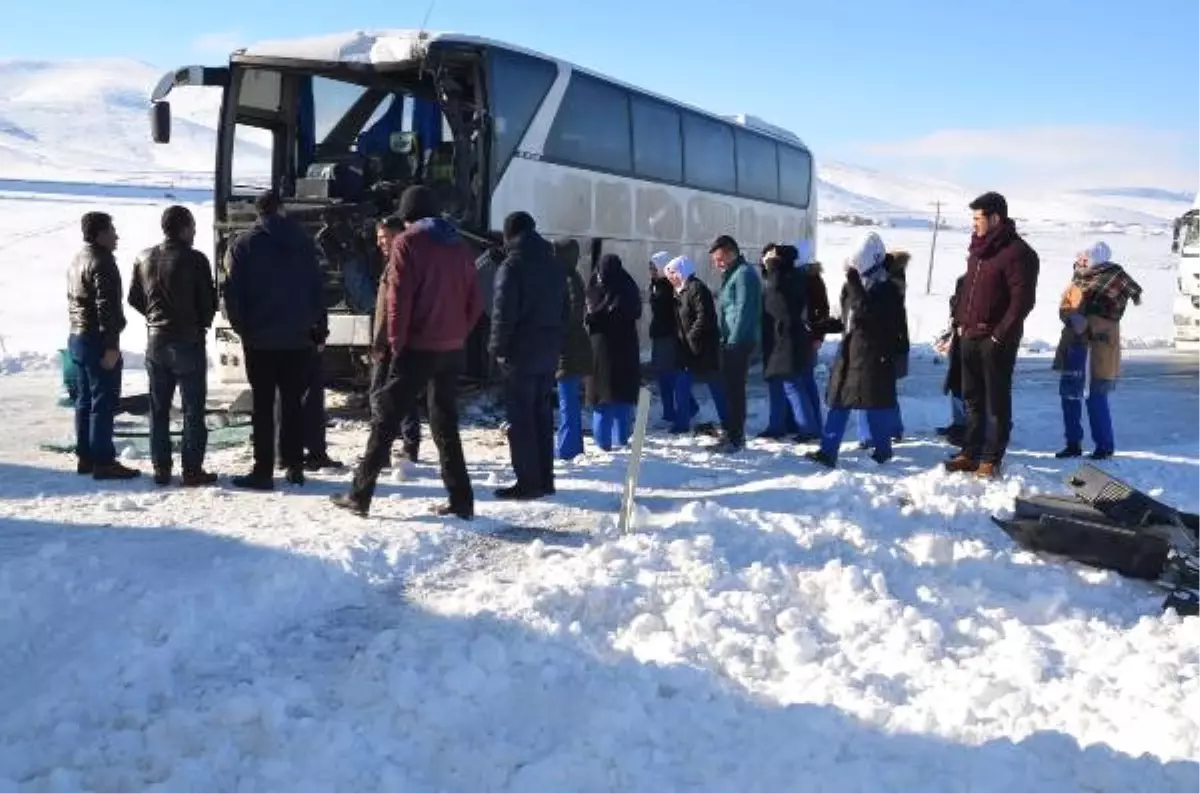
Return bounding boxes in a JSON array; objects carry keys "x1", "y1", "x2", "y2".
[{"x1": 1171, "y1": 195, "x2": 1200, "y2": 349}]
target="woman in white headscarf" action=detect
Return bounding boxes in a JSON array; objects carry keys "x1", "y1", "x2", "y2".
[
  {"x1": 1051, "y1": 241, "x2": 1141, "y2": 460},
  {"x1": 805, "y1": 231, "x2": 908, "y2": 468}
]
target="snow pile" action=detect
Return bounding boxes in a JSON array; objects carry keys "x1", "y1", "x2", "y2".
[{"x1": 0, "y1": 350, "x2": 1196, "y2": 791}]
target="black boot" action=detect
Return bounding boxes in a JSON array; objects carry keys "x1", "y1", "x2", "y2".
[
  {"x1": 330, "y1": 493, "x2": 368, "y2": 517},
  {"x1": 1055, "y1": 444, "x2": 1083, "y2": 459},
  {"x1": 434, "y1": 502, "x2": 474, "y2": 520},
  {"x1": 232, "y1": 471, "x2": 274, "y2": 491},
  {"x1": 494, "y1": 484, "x2": 543, "y2": 501},
  {"x1": 804, "y1": 450, "x2": 837, "y2": 469}
]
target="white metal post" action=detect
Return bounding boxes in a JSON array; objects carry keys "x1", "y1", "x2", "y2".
[{"x1": 618, "y1": 387, "x2": 652, "y2": 534}]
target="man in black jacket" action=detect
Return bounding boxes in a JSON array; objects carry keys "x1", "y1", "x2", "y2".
[
  {"x1": 663, "y1": 255, "x2": 726, "y2": 435},
  {"x1": 223, "y1": 190, "x2": 324, "y2": 490},
  {"x1": 128, "y1": 205, "x2": 218, "y2": 486},
  {"x1": 490, "y1": 211, "x2": 566, "y2": 500},
  {"x1": 66, "y1": 211, "x2": 139, "y2": 480}
]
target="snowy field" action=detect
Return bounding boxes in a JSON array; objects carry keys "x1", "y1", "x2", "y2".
[
  {"x1": 0, "y1": 353, "x2": 1197, "y2": 791},
  {"x1": 0, "y1": 179, "x2": 1198, "y2": 792}
]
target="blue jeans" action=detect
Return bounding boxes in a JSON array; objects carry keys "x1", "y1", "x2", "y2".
[
  {"x1": 858, "y1": 405, "x2": 904, "y2": 444},
  {"x1": 798, "y1": 365, "x2": 823, "y2": 436},
  {"x1": 766, "y1": 377, "x2": 820, "y2": 436},
  {"x1": 821, "y1": 406, "x2": 893, "y2": 463},
  {"x1": 657, "y1": 369, "x2": 698, "y2": 423},
  {"x1": 1062, "y1": 377, "x2": 1115, "y2": 452},
  {"x1": 68, "y1": 333, "x2": 122, "y2": 465},
  {"x1": 593, "y1": 403, "x2": 634, "y2": 451},
  {"x1": 556, "y1": 376, "x2": 584, "y2": 459},
  {"x1": 670, "y1": 371, "x2": 727, "y2": 434},
  {"x1": 145, "y1": 339, "x2": 208, "y2": 473}
]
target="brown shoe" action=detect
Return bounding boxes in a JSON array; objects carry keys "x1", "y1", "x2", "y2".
[
  {"x1": 93, "y1": 462, "x2": 141, "y2": 481},
  {"x1": 944, "y1": 453, "x2": 979, "y2": 473},
  {"x1": 181, "y1": 469, "x2": 219, "y2": 487},
  {"x1": 975, "y1": 461, "x2": 1001, "y2": 479}
]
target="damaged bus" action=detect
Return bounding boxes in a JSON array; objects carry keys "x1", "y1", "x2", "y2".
[{"x1": 148, "y1": 31, "x2": 816, "y2": 387}]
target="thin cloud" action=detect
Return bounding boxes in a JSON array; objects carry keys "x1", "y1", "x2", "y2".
[
  {"x1": 852, "y1": 125, "x2": 1197, "y2": 193},
  {"x1": 190, "y1": 31, "x2": 243, "y2": 56}
]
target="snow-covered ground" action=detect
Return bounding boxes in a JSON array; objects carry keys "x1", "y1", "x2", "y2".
[{"x1": 0, "y1": 349, "x2": 1197, "y2": 791}]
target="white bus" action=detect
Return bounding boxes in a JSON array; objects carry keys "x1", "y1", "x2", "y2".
[{"x1": 148, "y1": 30, "x2": 816, "y2": 387}]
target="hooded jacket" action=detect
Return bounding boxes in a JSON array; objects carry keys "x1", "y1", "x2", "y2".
[
  {"x1": 386, "y1": 217, "x2": 482, "y2": 354},
  {"x1": 586, "y1": 253, "x2": 642, "y2": 404},
  {"x1": 761, "y1": 248, "x2": 811, "y2": 378}
]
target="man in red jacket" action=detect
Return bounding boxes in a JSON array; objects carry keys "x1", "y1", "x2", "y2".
[
  {"x1": 331, "y1": 186, "x2": 482, "y2": 518},
  {"x1": 946, "y1": 192, "x2": 1039, "y2": 478}
]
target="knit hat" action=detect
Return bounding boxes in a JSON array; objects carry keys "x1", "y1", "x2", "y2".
[
  {"x1": 397, "y1": 185, "x2": 439, "y2": 223},
  {"x1": 847, "y1": 231, "x2": 888, "y2": 287},
  {"x1": 664, "y1": 255, "x2": 695, "y2": 284},
  {"x1": 1081, "y1": 241, "x2": 1112, "y2": 268},
  {"x1": 650, "y1": 251, "x2": 671, "y2": 269}
]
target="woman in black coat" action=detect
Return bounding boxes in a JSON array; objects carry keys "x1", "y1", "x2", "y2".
[
  {"x1": 857, "y1": 250, "x2": 910, "y2": 447},
  {"x1": 648, "y1": 252, "x2": 686, "y2": 423},
  {"x1": 586, "y1": 253, "x2": 642, "y2": 450},
  {"x1": 805, "y1": 232, "x2": 907, "y2": 468},
  {"x1": 759, "y1": 244, "x2": 817, "y2": 439}
]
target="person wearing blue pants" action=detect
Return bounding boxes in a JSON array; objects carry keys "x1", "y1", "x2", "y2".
[
  {"x1": 67, "y1": 211, "x2": 140, "y2": 481},
  {"x1": 585, "y1": 253, "x2": 642, "y2": 451},
  {"x1": 805, "y1": 233, "x2": 908, "y2": 468},
  {"x1": 759, "y1": 243, "x2": 819, "y2": 439},
  {"x1": 648, "y1": 251, "x2": 684, "y2": 423},
  {"x1": 1051, "y1": 242, "x2": 1140, "y2": 460},
  {"x1": 663, "y1": 255, "x2": 724, "y2": 435},
  {"x1": 553, "y1": 238, "x2": 592, "y2": 460},
  {"x1": 796, "y1": 239, "x2": 831, "y2": 441}
]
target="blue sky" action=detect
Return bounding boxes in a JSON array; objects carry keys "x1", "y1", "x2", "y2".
[{"x1": 3, "y1": 0, "x2": 1197, "y2": 192}]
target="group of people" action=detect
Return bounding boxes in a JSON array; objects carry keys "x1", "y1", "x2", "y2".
[{"x1": 62, "y1": 185, "x2": 1143, "y2": 517}]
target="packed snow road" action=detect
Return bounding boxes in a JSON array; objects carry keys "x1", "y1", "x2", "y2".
[{"x1": 0, "y1": 352, "x2": 1196, "y2": 792}]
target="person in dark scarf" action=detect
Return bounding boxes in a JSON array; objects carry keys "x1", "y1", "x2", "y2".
[
  {"x1": 586, "y1": 253, "x2": 642, "y2": 450},
  {"x1": 945, "y1": 191, "x2": 1039, "y2": 479},
  {"x1": 1052, "y1": 241, "x2": 1142, "y2": 460},
  {"x1": 759, "y1": 243, "x2": 818, "y2": 439},
  {"x1": 795, "y1": 239, "x2": 829, "y2": 441}
]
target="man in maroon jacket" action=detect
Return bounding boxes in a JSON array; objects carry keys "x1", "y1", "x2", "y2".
[
  {"x1": 946, "y1": 192, "x2": 1039, "y2": 478},
  {"x1": 331, "y1": 186, "x2": 483, "y2": 518}
]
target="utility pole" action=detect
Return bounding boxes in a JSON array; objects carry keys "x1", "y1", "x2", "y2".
[{"x1": 926, "y1": 200, "x2": 942, "y2": 295}]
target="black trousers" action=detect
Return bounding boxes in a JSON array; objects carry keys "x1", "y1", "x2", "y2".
[
  {"x1": 960, "y1": 335, "x2": 1017, "y2": 463},
  {"x1": 301, "y1": 348, "x2": 328, "y2": 457},
  {"x1": 503, "y1": 369, "x2": 555, "y2": 492},
  {"x1": 719, "y1": 342, "x2": 753, "y2": 445},
  {"x1": 244, "y1": 347, "x2": 310, "y2": 474},
  {"x1": 370, "y1": 353, "x2": 422, "y2": 456},
  {"x1": 351, "y1": 349, "x2": 471, "y2": 509}
]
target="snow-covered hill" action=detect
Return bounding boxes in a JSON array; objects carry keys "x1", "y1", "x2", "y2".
[{"x1": 0, "y1": 58, "x2": 1193, "y2": 228}]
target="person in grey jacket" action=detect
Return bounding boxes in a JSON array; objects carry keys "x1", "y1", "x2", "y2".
[
  {"x1": 223, "y1": 190, "x2": 324, "y2": 490},
  {"x1": 66, "y1": 211, "x2": 139, "y2": 481}
]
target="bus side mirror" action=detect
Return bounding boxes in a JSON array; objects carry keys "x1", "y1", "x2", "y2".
[{"x1": 150, "y1": 101, "x2": 171, "y2": 144}]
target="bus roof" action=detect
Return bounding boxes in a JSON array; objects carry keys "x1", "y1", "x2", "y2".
[{"x1": 234, "y1": 29, "x2": 808, "y2": 149}]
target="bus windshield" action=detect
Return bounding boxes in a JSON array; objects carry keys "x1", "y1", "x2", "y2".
[{"x1": 222, "y1": 65, "x2": 473, "y2": 221}]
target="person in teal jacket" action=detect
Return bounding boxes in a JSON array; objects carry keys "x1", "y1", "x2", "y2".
[{"x1": 710, "y1": 234, "x2": 762, "y2": 451}]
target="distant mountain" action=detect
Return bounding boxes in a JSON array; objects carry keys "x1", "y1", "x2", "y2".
[
  {"x1": 1075, "y1": 187, "x2": 1195, "y2": 203},
  {"x1": 0, "y1": 58, "x2": 1192, "y2": 228}
]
